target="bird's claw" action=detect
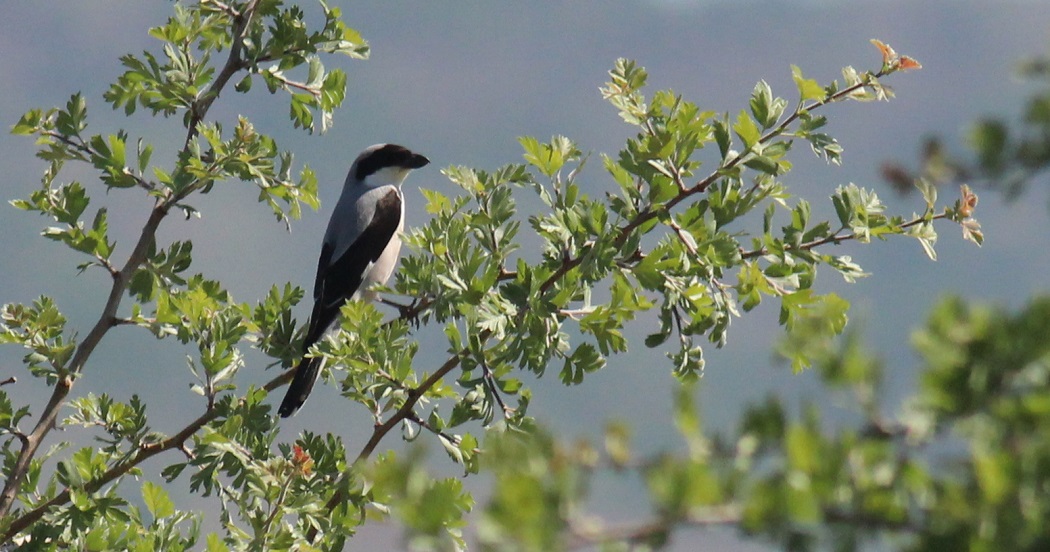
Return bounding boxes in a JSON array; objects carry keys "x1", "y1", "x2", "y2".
[{"x1": 399, "y1": 299, "x2": 423, "y2": 329}]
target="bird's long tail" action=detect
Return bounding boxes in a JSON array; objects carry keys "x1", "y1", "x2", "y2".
[{"x1": 279, "y1": 356, "x2": 322, "y2": 417}]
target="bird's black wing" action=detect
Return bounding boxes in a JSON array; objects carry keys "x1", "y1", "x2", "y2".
[
  {"x1": 279, "y1": 189, "x2": 401, "y2": 418},
  {"x1": 301, "y1": 188, "x2": 402, "y2": 348}
]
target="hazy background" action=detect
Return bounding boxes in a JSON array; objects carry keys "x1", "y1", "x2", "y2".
[{"x1": 2, "y1": 1, "x2": 1050, "y2": 550}]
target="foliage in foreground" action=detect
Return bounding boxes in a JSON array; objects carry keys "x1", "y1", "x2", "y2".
[
  {"x1": 0, "y1": 2, "x2": 1000, "y2": 550},
  {"x1": 460, "y1": 295, "x2": 1050, "y2": 551}
]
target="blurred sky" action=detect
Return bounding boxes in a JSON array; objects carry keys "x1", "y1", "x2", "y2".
[{"x1": 2, "y1": 1, "x2": 1050, "y2": 550}]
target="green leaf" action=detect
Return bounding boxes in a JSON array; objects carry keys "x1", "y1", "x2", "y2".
[
  {"x1": 713, "y1": 115, "x2": 731, "y2": 158},
  {"x1": 142, "y1": 481, "x2": 175, "y2": 519},
  {"x1": 55, "y1": 93, "x2": 88, "y2": 136},
  {"x1": 136, "y1": 138, "x2": 153, "y2": 174},
  {"x1": 12, "y1": 109, "x2": 45, "y2": 135},
  {"x1": 915, "y1": 177, "x2": 937, "y2": 211},
  {"x1": 973, "y1": 448, "x2": 1011, "y2": 505},
  {"x1": 421, "y1": 188, "x2": 452, "y2": 214},
  {"x1": 749, "y1": 80, "x2": 785, "y2": 129},
  {"x1": 519, "y1": 135, "x2": 578, "y2": 177},
  {"x1": 909, "y1": 220, "x2": 938, "y2": 260},
  {"x1": 289, "y1": 93, "x2": 314, "y2": 131},
  {"x1": 968, "y1": 119, "x2": 1008, "y2": 172},
  {"x1": 749, "y1": 80, "x2": 773, "y2": 128},
  {"x1": 560, "y1": 342, "x2": 605, "y2": 384},
  {"x1": 791, "y1": 65, "x2": 825, "y2": 102},
  {"x1": 743, "y1": 155, "x2": 779, "y2": 175},
  {"x1": 55, "y1": 182, "x2": 91, "y2": 224},
  {"x1": 205, "y1": 533, "x2": 230, "y2": 552},
  {"x1": 234, "y1": 73, "x2": 252, "y2": 93},
  {"x1": 733, "y1": 110, "x2": 761, "y2": 149}
]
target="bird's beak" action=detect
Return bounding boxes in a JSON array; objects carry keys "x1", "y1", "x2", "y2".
[{"x1": 408, "y1": 154, "x2": 430, "y2": 169}]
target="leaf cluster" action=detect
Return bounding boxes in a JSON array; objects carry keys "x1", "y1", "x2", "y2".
[
  {"x1": 0, "y1": 14, "x2": 989, "y2": 552},
  {"x1": 1, "y1": 0, "x2": 360, "y2": 546},
  {"x1": 452, "y1": 297, "x2": 1050, "y2": 551}
]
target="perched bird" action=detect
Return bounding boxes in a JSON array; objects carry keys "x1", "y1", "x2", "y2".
[{"x1": 279, "y1": 143, "x2": 429, "y2": 417}]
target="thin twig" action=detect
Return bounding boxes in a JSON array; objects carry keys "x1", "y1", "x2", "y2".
[
  {"x1": 41, "y1": 131, "x2": 156, "y2": 192},
  {"x1": 379, "y1": 295, "x2": 434, "y2": 325},
  {"x1": 262, "y1": 70, "x2": 321, "y2": 96},
  {"x1": 309, "y1": 237, "x2": 593, "y2": 543},
  {"x1": 558, "y1": 306, "x2": 595, "y2": 320},
  {"x1": 178, "y1": 442, "x2": 196, "y2": 460},
  {"x1": 739, "y1": 212, "x2": 948, "y2": 259},
  {"x1": 95, "y1": 255, "x2": 119, "y2": 278},
  {"x1": 405, "y1": 411, "x2": 462, "y2": 447},
  {"x1": 0, "y1": 204, "x2": 167, "y2": 520},
  {"x1": 666, "y1": 217, "x2": 699, "y2": 257},
  {"x1": 481, "y1": 359, "x2": 514, "y2": 419},
  {"x1": 610, "y1": 68, "x2": 892, "y2": 256},
  {"x1": 202, "y1": 0, "x2": 240, "y2": 17},
  {"x1": 112, "y1": 316, "x2": 156, "y2": 326},
  {"x1": 256, "y1": 470, "x2": 296, "y2": 549}
]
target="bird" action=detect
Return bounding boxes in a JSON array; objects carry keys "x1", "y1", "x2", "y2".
[{"x1": 278, "y1": 143, "x2": 430, "y2": 417}]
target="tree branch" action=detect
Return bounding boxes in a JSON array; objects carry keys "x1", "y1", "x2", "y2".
[
  {"x1": 0, "y1": 0, "x2": 262, "y2": 524},
  {"x1": 739, "y1": 212, "x2": 948, "y2": 260},
  {"x1": 611, "y1": 68, "x2": 892, "y2": 255},
  {"x1": 307, "y1": 339, "x2": 480, "y2": 542},
  {"x1": 0, "y1": 369, "x2": 293, "y2": 541},
  {"x1": 308, "y1": 246, "x2": 583, "y2": 535},
  {"x1": 0, "y1": 203, "x2": 166, "y2": 519}
]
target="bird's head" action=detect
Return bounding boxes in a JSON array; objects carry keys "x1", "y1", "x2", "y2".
[{"x1": 348, "y1": 143, "x2": 430, "y2": 188}]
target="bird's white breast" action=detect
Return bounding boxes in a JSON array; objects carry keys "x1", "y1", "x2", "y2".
[{"x1": 358, "y1": 190, "x2": 403, "y2": 302}]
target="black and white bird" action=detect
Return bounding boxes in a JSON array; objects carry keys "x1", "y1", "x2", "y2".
[{"x1": 278, "y1": 143, "x2": 429, "y2": 417}]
